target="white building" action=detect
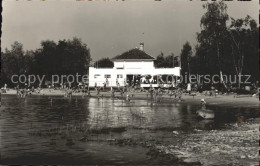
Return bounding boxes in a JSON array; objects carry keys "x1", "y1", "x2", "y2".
[{"x1": 89, "y1": 43, "x2": 181, "y2": 88}]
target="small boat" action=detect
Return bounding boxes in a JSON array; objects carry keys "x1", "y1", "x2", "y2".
[{"x1": 196, "y1": 108, "x2": 215, "y2": 119}]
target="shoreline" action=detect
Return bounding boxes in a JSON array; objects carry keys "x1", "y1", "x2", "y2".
[
  {"x1": 1, "y1": 89, "x2": 259, "y2": 165},
  {"x1": 2, "y1": 89, "x2": 259, "y2": 108}
]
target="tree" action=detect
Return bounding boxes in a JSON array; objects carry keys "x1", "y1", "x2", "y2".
[
  {"x1": 60, "y1": 37, "x2": 91, "y2": 75},
  {"x1": 197, "y1": 1, "x2": 229, "y2": 87},
  {"x1": 173, "y1": 56, "x2": 180, "y2": 67},
  {"x1": 180, "y1": 42, "x2": 192, "y2": 82},
  {"x1": 155, "y1": 52, "x2": 165, "y2": 67},
  {"x1": 24, "y1": 50, "x2": 36, "y2": 75},
  {"x1": 94, "y1": 58, "x2": 114, "y2": 68},
  {"x1": 165, "y1": 53, "x2": 179, "y2": 68},
  {"x1": 155, "y1": 52, "x2": 179, "y2": 68},
  {"x1": 34, "y1": 40, "x2": 57, "y2": 79},
  {"x1": 1, "y1": 37, "x2": 92, "y2": 87},
  {"x1": 1, "y1": 42, "x2": 27, "y2": 86},
  {"x1": 189, "y1": 1, "x2": 258, "y2": 91},
  {"x1": 34, "y1": 37, "x2": 91, "y2": 78},
  {"x1": 228, "y1": 16, "x2": 258, "y2": 88}
]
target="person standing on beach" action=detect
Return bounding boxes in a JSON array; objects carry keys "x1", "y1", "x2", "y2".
[
  {"x1": 64, "y1": 89, "x2": 68, "y2": 98},
  {"x1": 48, "y1": 84, "x2": 51, "y2": 92},
  {"x1": 16, "y1": 84, "x2": 20, "y2": 96},
  {"x1": 177, "y1": 88, "x2": 183, "y2": 101},
  {"x1": 94, "y1": 82, "x2": 97, "y2": 92},
  {"x1": 120, "y1": 88, "x2": 124, "y2": 96},
  {"x1": 154, "y1": 89, "x2": 158, "y2": 102},
  {"x1": 149, "y1": 83, "x2": 153, "y2": 92},
  {"x1": 103, "y1": 82, "x2": 106, "y2": 90},
  {"x1": 66, "y1": 88, "x2": 72, "y2": 98},
  {"x1": 97, "y1": 87, "x2": 100, "y2": 95},
  {"x1": 106, "y1": 78, "x2": 109, "y2": 86},
  {"x1": 0, "y1": 90, "x2": 2, "y2": 107},
  {"x1": 22, "y1": 88, "x2": 27, "y2": 98},
  {"x1": 116, "y1": 78, "x2": 119, "y2": 85},
  {"x1": 187, "y1": 83, "x2": 191, "y2": 95},
  {"x1": 210, "y1": 84, "x2": 215, "y2": 96},
  {"x1": 111, "y1": 87, "x2": 115, "y2": 98}
]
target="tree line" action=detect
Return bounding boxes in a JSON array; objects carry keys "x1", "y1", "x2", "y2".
[
  {"x1": 95, "y1": 1, "x2": 258, "y2": 91},
  {"x1": 1, "y1": 37, "x2": 91, "y2": 87},
  {"x1": 180, "y1": 1, "x2": 258, "y2": 90},
  {"x1": 1, "y1": 1, "x2": 258, "y2": 90}
]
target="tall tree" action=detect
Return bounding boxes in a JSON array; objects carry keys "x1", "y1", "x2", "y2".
[
  {"x1": 34, "y1": 40, "x2": 57, "y2": 79},
  {"x1": 228, "y1": 16, "x2": 258, "y2": 87},
  {"x1": 155, "y1": 52, "x2": 165, "y2": 68},
  {"x1": 165, "y1": 53, "x2": 179, "y2": 68},
  {"x1": 34, "y1": 37, "x2": 91, "y2": 79},
  {"x1": 197, "y1": 1, "x2": 229, "y2": 87},
  {"x1": 180, "y1": 42, "x2": 192, "y2": 82},
  {"x1": 60, "y1": 37, "x2": 91, "y2": 75},
  {"x1": 1, "y1": 37, "x2": 92, "y2": 87},
  {"x1": 154, "y1": 52, "x2": 180, "y2": 68},
  {"x1": 1, "y1": 42, "x2": 27, "y2": 86}
]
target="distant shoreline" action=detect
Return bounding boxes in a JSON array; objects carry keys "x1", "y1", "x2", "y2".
[{"x1": 2, "y1": 88, "x2": 259, "y2": 108}]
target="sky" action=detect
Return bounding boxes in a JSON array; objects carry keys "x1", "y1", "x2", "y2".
[{"x1": 1, "y1": 0, "x2": 258, "y2": 61}]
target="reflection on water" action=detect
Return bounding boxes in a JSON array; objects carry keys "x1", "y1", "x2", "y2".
[{"x1": 0, "y1": 95, "x2": 259, "y2": 164}]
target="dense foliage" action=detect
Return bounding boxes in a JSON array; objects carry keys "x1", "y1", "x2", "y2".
[
  {"x1": 191, "y1": 1, "x2": 258, "y2": 88},
  {"x1": 1, "y1": 1, "x2": 258, "y2": 90},
  {"x1": 154, "y1": 52, "x2": 179, "y2": 68},
  {"x1": 94, "y1": 58, "x2": 114, "y2": 68},
  {"x1": 178, "y1": 1, "x2": 258, "y2": 89},
  {"x1": 1, "y1": 38, "x2": 91, "y2": 87}
]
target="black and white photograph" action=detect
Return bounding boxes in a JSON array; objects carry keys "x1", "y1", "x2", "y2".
[{"x1": 0, "y1": 0, "x2": 259, "y2": 165}]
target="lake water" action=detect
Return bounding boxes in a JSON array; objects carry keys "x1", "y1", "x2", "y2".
[{"x1": 0, "y1": 95, "x2": 259, "y2": 164}]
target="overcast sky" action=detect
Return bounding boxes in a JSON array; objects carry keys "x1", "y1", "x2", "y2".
[{"x1": 2, "y1": 0, "x2": 258, "y2": 61}]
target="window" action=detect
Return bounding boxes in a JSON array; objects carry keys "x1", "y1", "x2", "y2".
[
  {"x1": 117, "y1": 74, "x2": 123, "y2": 78},
  {"x1": 94, "y1": 74, "x2": 101, "y2": 78},
  {"x1": 104, "y1": 75, "x2": 111, "y2": 78}
]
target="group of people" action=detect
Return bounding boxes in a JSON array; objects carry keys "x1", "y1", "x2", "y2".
[
  {"x1": 17, "y1": 89, "x2": 28, "y2": 98},
  {"x1": 149, "y1": 87, "x2": 183, "y2": 102},
  {"x1": 64, "y1": 89, "x2": 73, "y2": 98}
]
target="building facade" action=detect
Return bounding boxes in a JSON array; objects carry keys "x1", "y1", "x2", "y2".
[{"x1": 89, "y1": 43, "x2": 181, "y2": 88}]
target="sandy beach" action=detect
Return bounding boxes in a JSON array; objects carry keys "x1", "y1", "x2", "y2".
[{"x1": 2, "y1": 88, "x2": 259, "y2": 108}]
